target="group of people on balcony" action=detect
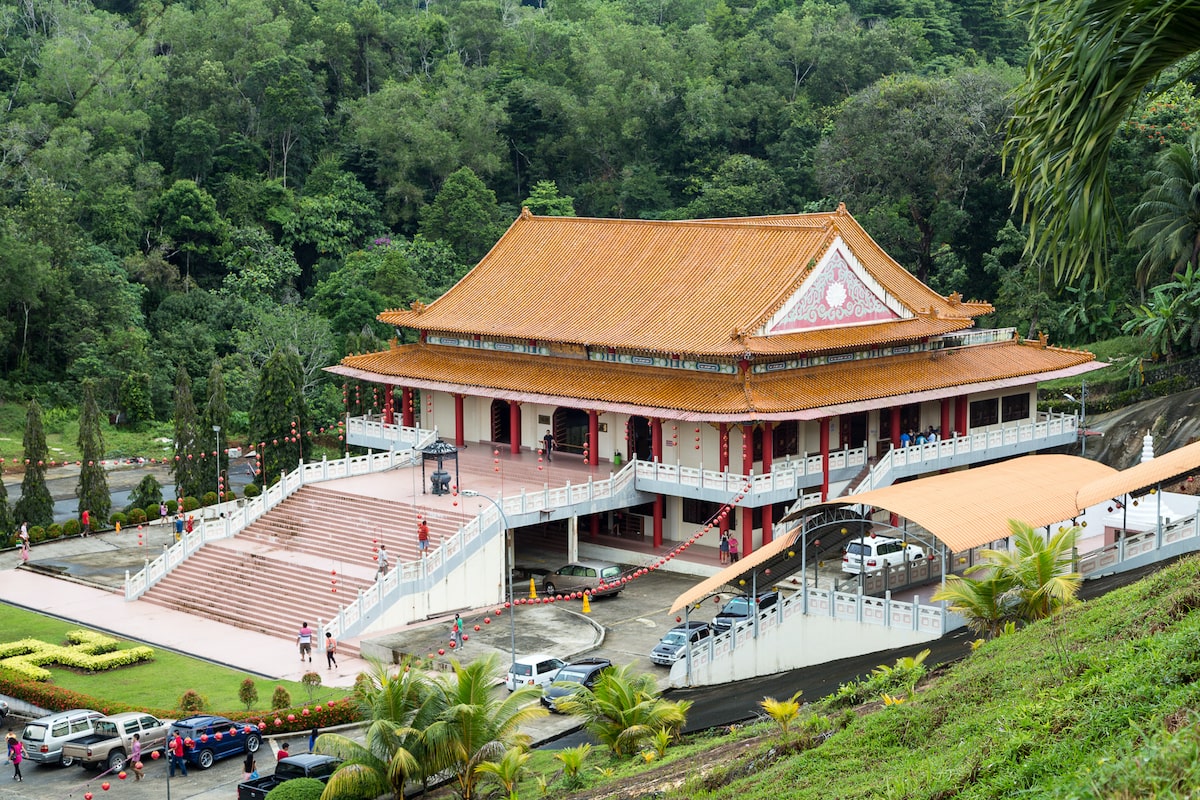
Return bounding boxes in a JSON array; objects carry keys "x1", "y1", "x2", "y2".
[{"x1": 900, "y1": 427, "x2": 942, "y2": 448}]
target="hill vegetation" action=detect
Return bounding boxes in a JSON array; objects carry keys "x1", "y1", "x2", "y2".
[{"x1": 508, "y1": 554, "x2": 1200, "y2": 799}]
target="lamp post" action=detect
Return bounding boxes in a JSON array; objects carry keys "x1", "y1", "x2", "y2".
[
  {"x1": 1063, "y1": 380, "x2": 1087, "y2": 456},
  {"x1": 462, "y1": 490, "x2": 516, "y2": 667},
  {"x1": 212, "y1": 425, "x2": 222, "y2": 494}
]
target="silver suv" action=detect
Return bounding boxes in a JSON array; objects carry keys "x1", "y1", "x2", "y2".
[
  {"x1": 542, "y1": 561, "x2": 624, "y2": 598},
  {"x1": 842, "y1": 535, "x2": 926, "y2": 574}
]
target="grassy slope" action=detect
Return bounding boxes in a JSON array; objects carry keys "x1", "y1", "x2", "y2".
[
  {"x1": 0, "y1": 604, "x2": 343, "y2": 713},
  {"x1": 681, "y1": 555, "x2": 1200, "y2": 799},
  {"x1": 0, "y1": 402, "x2": 176, "y2": 465},
  {"x1": 517, "y1": 555, "x2": 1200, "y2": 800}
]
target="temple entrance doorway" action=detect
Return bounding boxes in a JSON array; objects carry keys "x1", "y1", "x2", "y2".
[
  {"x1": 490, "y1": 399, "x2": 512, "y2": 444},
  {"x1": 552, "y1": 408, "x2": 589, "y2": 455},
  {"x1": 629, "y1": 417, "x2": 652, "y2": 461}
]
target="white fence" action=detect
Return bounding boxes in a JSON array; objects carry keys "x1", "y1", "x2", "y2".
[
  {"x1": 1078, "y1": 510, "x2": 1200, "y2": 576},
  {"x1": 123, "y1": 441, "x2": 434, "y2": 601}
]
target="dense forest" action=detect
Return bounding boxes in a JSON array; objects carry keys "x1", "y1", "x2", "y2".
[{"x1": 1, "y1": 0, "x2": 1198, "y2": 430}]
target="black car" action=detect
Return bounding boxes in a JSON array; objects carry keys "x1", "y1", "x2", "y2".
[
  {"x1": 540, "y1": 657, "x2": 614, "y2": 712},
  {"x1": 711, "y1": 591, "x2": 780, "y2": 633}
]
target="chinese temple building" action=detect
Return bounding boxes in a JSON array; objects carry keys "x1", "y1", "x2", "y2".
[{"x1": 331, "y1": 204, "x2": 1100, "y2": 557}]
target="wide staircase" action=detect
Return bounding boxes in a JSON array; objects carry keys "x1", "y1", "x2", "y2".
[{"x1": 138, "y1": 485, "x2": 464, "y2": 654}]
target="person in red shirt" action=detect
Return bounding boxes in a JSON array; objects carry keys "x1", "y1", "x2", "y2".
[
  {"x1": 417, "y1": 520, "x2": 430, "y2": 555},
  {"x1": 277, "y1": 742, "x2": 290, "y2": 761},
  {"x1": 169, "y1": 732, "x2": 188, "y2": 777},
  {"x1": 81, "y1": 509, "x2": 90, "y2": 536}
]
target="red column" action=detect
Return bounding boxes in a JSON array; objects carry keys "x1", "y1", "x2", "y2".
[
  {"x1": 890, "y1": 406, "x2": 901, "y2": 449},
  {"x1": 653, "y1": 494, "x2": 664, "y2": 548},
  {"x1": 762, "y1": 422, "x2": 773, "y2": 545},
  {"x1": 590, "y1": 514, "x2": 600, "y2": 540},
  {"x1": 383, "y1": 385, "x2": 395, "y2": 425},
  {"x1": 718, "y1": 423, "x2": 730, "y2": 538},
  {"x1": 454, "y1": 394, "x2": 465, "y2": 447},
  {"x1": 588, "y1": 410, "x2": 599, "y2": 466},
  {"x1": 402, "y1": 388, "x2": 415, "y2": 428},
  {"x1": 955, "y1": 395, "x2": 968, "y2": 436},
  {"x1": 820, "y1": 416, "x2": 830, "y2": 501},
  {"x1": 509, "y1": 402, "x2": 521, "y2": 455},
  {"x1": 742, "y1": 423, "x2": 754, "y2": 556},
  {"x1": 940, "y1": 397, "x2": 951, "y2": 440},
  {"x1": 652, "y1": 418, "x2": 663, "y2": 463}
]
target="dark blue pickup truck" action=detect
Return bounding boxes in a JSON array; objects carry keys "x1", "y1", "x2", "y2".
[{"x1": 237, "y1": 754, "x2": 341, "y2": 800}]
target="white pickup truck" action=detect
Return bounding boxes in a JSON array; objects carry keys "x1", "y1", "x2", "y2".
[{"x1": 60, "y1": 712, "x2": 171, "y2": 771}]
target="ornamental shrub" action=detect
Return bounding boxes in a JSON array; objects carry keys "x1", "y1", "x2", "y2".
[
  {"x1": 62, "y1": 519, "x2": 81, "y2": 536},
  {"x1": 202, "y1": 491, "x2": 219, "y2": 507},
  {"x1": 29, "y1": 525, "x2": 45, "y2": 543},
  {"x1": 182, "y1": 496, "x2": 200, "y2": 512},
  {"x1": 46, "y1": 523, "x2": 63, "y2": 540},
  {"x1": 179, "y1": 689, "x2": 208, "y2": 713},
  {"x1": 271, "y1": 686, "x2": 292, "y2": 710},
  {"x1": 128, "y1": 508, "x2": 147, "y2": 524},
  {"x1": 166, "y1": 499, "x2": 178, "y2": 514},
  {"x1": 239, "y1": 678, "x2": 259, "y2": 711},
  {"x1": 221, "y1": 489, "x2": 237, "y2": 502},
  {"x1": 243, "y1": 484, "x2": 261, "y2": 498},
  {"x1": 145, "y1": 505, "x2": 161, "y2": 522},
  {"x1": 265, "y1": 777, "x2": 325, "y2": 800},
  {"x1": 300, "y1": 672, "x2": 322, "y2": 702},
  {"x1": 110, "y1": 512, "x2": 128, "y2": 526}
]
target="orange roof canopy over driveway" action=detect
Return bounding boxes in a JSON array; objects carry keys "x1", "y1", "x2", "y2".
[{"x1": 670, "y1": 443, "x2": 1200, "y2": 613}]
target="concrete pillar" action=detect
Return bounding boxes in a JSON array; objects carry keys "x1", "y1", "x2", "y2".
[
  {"x1": 567, "y1": 515, "x2": 579, "y2": 563},
  {"x1": 820, "y1": 416, "x2": 831, "y2": 501},
  {"x1": 454, "y1": 394, "x2": 465, "y2": 447},
  {"x1": 588, "y1": 410, "x2": 599, "y2": 466},
  {"x1": 510, "y1": 401, "x2": 521, "y2": 456}
]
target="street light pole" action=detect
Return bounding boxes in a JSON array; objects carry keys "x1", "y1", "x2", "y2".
[
  {"x1": 462, "y1": 490, "x2": 516, "y2": 667},
  {"x1": 212, "y1": 425, "x2": 222, "y2": 494}
]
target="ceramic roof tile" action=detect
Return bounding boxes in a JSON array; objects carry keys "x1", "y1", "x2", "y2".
[
  {"x1": 379, "y1": 207, "x2": 984, "y2": 357},
  {"x1": 335, "y1": 338, "x2": 1096, "y2": 417}
]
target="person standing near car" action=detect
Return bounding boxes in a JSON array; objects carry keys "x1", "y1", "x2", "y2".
[
  {"x1": 130, "y1": 733, "x2": 143, "y2": 781},
  {"x1": 169, "y1": 731, "x2": 188, "y2": 777},
  {"x1": 8, "y1": 734, "x2": 22, "y2": 781}
]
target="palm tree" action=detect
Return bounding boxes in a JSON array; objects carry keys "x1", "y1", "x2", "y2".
[
  {"x1": 1130, "y1": 135, "x2": 1200, "y2": 291},
  {"x1": 935, "y1": 520, "x2": 1081, "y2": 637},
  {"x1": 318, "y1": 659, "x2": 437, "y2": 800},
  {"x1": 759, "y1": 690, "x2": 803, "y2": 741},
  {"x1": 554, "y1": 663, "x2": 691, "y2": 757},
  {"x1": 421, "y1": 653, "x2": 546, "y2": 800},
  {"x1": 1122, "y1": 286, "x2": 1189, "y2": 361},
  {"x1": 474, "y1": 746, "x2": 530, "y2": 800},
  {"x1": 1005, "y1": 0, "x2": 1200, "y2": 284}
]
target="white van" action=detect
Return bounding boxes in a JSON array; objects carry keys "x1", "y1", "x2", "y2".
[
  {"x1": 21, "y1": 708, "x2": 104, "y2": 766},
  {"x1": 842, "y1": 535, "x2": 926, "y2": 574}
]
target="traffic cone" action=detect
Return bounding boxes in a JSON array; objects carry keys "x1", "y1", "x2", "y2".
[
  {"x1": 581, "y1": 593, "x2": 591, "y2": 614},
  {"x1": 529, "y1": 578, "x2": 537, "y2": 599}
]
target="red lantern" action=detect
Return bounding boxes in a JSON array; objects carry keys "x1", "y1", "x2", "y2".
[
  {"x1": 438, "y1": 648, "x2": 446, "y2": 655},
  {"x1": 275, "y1": 718, "x2": 283, "y2": 726},
  {"x1": 287, "y1": 714, "x2": 296, "y2": 722},
  {"x1": 118, "y1": 771, "x2": 127, "y2": 780},
  {"x1": 473, "y1": 624, "x2": 480, "y2": 631}
]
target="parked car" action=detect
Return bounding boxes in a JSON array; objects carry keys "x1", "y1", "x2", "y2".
[
  {"x1": 711, "y1": 592, "x2": 781, "y2": 633},
  {"x1": 505, "y1": 654, "x2": 566, "y2": 692},
  {"x1": 541, "y1": 657, "x2": 613, "y2": 712},
  {"x1": 237, "y1": 754, "x2": 341, "y2": 800},
  {"x1": 842, "y1": 535, "x2": 927, "y2": 574},
  {"x1": 542, "y1": 561, "x2": 624, "y2": 598},
  {"x1": 167, "y1": 715, "x2": 262, "y2": 769},
  {"x1": 60, "y1": 712, "x2": 171, "y2": 771},
  {"x1": 650, "y1": 621, "x2": 712, "y2": 666},
  {"x1": 21, "y1": 709, "x2": 104, "y2": 767}
]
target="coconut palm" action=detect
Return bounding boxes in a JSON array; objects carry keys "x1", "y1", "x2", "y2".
[
  {"x1": 318, "y1": 659, "x2": 437, "y2": 800},
  {"x1": 759, "y1": 690, "x2": 803, "y2": 740},
  {"x1": 1130, "y1": 135, "x2": 1200, "y2": 290},
  {"x1": 933, "y1": 572, "x2": 1012, "y2": 638},
  {"x1": 553, "y1": 663, "x2": 691, "y2": 757},
  {"x1": 474, "y1": 746, "x2": 530, "y2": 800},
  {"x1": 421, "y1": 653, "x2": 546, "y2": 800},
  {"x1": 1005, "y1": 0, "x2": 1200, "y2": 284}
]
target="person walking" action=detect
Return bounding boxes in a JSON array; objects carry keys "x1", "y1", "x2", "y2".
[
  {"x1": 297, "y1": 622, "x2": 314, "y2": 663},
  {"x1": 18, "y1": 525, "x2": 29, "y2": 563},
  {"x1": 168, "y1": 731, "x2": 188, "y2": 777},
  {"x1": 81, "y1": 509, "x2": 90, "y2": 536},
  {"x1": 542, "y1": 430, "x2": 555, "y2": 462},
  {"x1": 8, "y1": 734, "x2": 22, "y2": 781},
  {"x1": 308, "y1": 726, "x2": 319, "y2": 753},
  {"x1": 324, "y1": 632, "x2": 337, "y2": 670},
  {"x1": 378, "y1": 545, "x2": 389, "y2": 576},
  {"x1": 242, "y1": 752, "x2": 257, "y2": 781},
  {"x1": 451, "y1": 613, "x2": 464, "y2": 650},
  {"x1": 130, "y1": 733, "x2": 143, "y2": 781},
  {"x1": 417, "y1": 520, "x2": 429, "y2": 555}
]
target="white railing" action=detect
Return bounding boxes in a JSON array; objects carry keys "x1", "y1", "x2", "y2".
[
  {"x1": 345, "y1": 415, "x2": 426, "y2": 449},
  {"x1": 123, "y1": 437, "x2": 436, "y2": 600},
  {"x1": 1078, "y1": 510, "x2": 1200, "y2": 576},
  {"x1": 683, "y1": 584, "x2": 945, "y2": 673}
]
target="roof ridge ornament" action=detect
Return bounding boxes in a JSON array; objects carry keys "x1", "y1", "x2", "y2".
[
  {"x1": 410, "y1": 300, "x2": 427, "y2": 314},
  {"x1": 520, "y1": 206, "x2": 533, "y2": 219}
]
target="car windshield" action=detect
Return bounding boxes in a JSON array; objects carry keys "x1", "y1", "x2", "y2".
[
  {"x1": 661, "y1": 632, "x2": 686, "y2": 646},
  {"x1": 846, "y1": 543, "x2": 869, "y2": 556},
  {"x1": 600, "y1": 566, "x2": 621, "y2": 579},
  {"x1": 512, "y1": 664, "x2": 532, "y2": 676},
  {"x1": 22, "y1": 724, "x2": 47, "y2": 742},
  {"x1": 721, "y1": 597, "x2": 751, "y2": 615},
  {"x1": 555, "y1": 669, "x2": 588, "y2": 682}
]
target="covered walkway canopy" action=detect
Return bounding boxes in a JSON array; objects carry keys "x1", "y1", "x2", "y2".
[{"x1": 670, "y1": 441, "x2": 1200, "y2": 613}]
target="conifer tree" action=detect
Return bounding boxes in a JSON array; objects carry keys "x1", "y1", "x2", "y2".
[
  {"x1": 249, "y1": 348, "x2": 308, "y2": 484},
  {"x1": 0, "y1": 468, "x2": 13, "y2": 539},
  {"x1": 202, "y1": 360, "x2": 231, "y2": 496},
  {"x1": 172, "y1": 367, "x2": 204, "y2": 500},
  {"x1": 76, "y1": 380, "x2": 111, "y2": 526},
  {"x1": 14, "y1": 399, "x2": 53, "y2": 526}
]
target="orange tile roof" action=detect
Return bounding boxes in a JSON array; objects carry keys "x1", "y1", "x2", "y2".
[
  {"x1": 379, "y1": 206, "x2": 989, "y2": 358},
  {"x1": 333, "y1": 338, "x2": 1096, "y2": 418}
]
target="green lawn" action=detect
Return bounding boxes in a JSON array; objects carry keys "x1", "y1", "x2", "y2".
[{"x1": 0, "y1": 603, "x2": 347, "y2": 715}]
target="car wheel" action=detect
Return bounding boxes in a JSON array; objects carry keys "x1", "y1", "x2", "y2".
[
  {"x1": 245, "y1": 734, "x2": 261, "y2": 753},
  {"x1": 60, "y1": 755, "x2": 75, "y2": 768},
  {"x1": 544, "y1": 582, "x2": 556, "y2": 594},
  {"x1": 198, "y1": 749, "x2": 215, "y2": 769},
  {"x1": 108, "y1": 751, "x2": 126, "y2": 772}
]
